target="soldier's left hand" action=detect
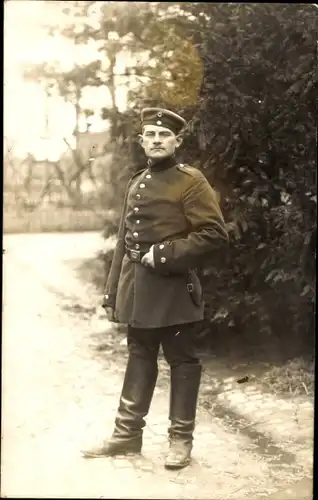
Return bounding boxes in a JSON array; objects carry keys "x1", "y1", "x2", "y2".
[{"x1": 141, "y1": 245, "x2": 155, "y2": 268}]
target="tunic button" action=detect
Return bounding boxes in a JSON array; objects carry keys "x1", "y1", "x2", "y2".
[
  {"x1": 105, "y1": 294, "x2": 109, "y2": 299},
  {"x1": 145, "y1": 174, "x2": 152, "y2": 179},
  {"x1": 134, "y1": 207, "x2": 139, "y2": 213},
  {"x1": 159, "y1": 244, "x2": 165, "y2": 249},
  {"x1": 160, "y1": 257, "x2": 166, "y2": 264},
  {"x1": 136, "y1": 194, "x2": 141, "y2": 199},
  {"x1": 133, "y1": 232, "x2": 139, "y2": 238},
  {"x1": 136, "y1": 220, "x2": 140, "y2": 224},
  {"x1": 140, "y1": 183, "x2": 146, "y2": 188},
  {"x1": 135, "y1": 244, "x2": 140, "y2": 249}
]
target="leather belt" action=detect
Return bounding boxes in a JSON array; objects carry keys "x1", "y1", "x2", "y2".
[{"x1": 125, "y1": 246, "x2": 148, "y2": 262}]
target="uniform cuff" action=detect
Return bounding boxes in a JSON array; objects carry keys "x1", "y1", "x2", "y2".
[{"x1": 153, "y1": 242, "x2": 173, "y2": 272}]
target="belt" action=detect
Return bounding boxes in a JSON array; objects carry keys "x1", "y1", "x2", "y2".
[
  {"x1": 125, "y1": 246, "x2": 191, "y2": 279},
  {"x1": 125, "y1": 246, "x2": 148, "y2": 262}
]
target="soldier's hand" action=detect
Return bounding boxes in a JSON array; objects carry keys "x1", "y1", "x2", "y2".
[
  {"x1": 141, "y1": 245, "x2": 155, "y2": 268},
  {"x1": 105, "y1": 306, "x2": 117, "y2": 323}
]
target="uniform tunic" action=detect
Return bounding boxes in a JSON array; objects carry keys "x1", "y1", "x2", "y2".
[{"x1": 104, "y1": 156, "x2": 229, "y2": 328}]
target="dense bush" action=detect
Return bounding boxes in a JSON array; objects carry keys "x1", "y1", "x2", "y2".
[{"x1": 190, "y1": 4, "x2": 316, "y2": 360}]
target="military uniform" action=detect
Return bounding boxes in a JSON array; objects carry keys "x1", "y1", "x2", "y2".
[
  {"x1": 104, "y1": 156, "x2": 227, "y2": 327},
  {"x1": 82, "y1": 108, "x2": 229, "y2": 469}
]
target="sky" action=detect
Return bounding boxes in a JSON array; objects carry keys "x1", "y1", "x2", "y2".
[{"x1": 4, "y1": 0, "x2": 131, "y2": 160}]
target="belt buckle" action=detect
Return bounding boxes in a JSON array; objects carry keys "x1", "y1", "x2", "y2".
[{"x1": 130, "y1": 249, "x2": 141, "y2": 261}]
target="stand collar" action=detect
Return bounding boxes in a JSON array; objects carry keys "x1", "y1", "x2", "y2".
[{"x1": 147, "y1": 155, "x2": 177, "y2": 172}]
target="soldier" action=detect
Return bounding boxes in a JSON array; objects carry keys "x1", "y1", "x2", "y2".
[{"x1": 82, "y1": 108, "x2": 229, "y2": 469}]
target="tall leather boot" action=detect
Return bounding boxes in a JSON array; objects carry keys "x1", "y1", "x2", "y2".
[
  {"x1": 82, "y1": 355, "x2": 158, "y2": 458},
  {"x1": 165, "y1": 363, "x2": 202, "y2": 469}
]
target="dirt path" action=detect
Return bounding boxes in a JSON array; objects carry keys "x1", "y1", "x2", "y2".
[{"x1": 1, "y1": 233, "x2": 313, "y2": 499}]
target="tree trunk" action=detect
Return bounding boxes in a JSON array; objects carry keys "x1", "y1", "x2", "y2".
[
  {"x1": 108, "y1": 53, "x2": 119, "y2": 141},
  {"x1": 73, "y1": 84, "x2": 82, "y2": 206}
]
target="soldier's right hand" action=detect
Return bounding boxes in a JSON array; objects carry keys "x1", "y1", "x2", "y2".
[{"x1": 104, "y1": 306, "x2": 117, "y2": 323}]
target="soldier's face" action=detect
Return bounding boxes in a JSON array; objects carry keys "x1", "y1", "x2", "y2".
[{"x1": 139, "y1": 125, "x2": 182, "y2": 159}]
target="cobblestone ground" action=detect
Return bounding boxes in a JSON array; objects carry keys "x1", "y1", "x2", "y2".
[{"x1": 1, "y1": 233, "x2": 314, "y2": 499}]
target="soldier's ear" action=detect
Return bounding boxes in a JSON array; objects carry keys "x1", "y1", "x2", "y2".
[
  {"x1": 138, "y1": 134, "x2": 144, "y2": 146},
  {"x1": 175, "y1": 134, "x2": 184, "y2": 148}
]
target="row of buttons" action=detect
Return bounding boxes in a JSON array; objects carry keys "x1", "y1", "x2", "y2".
[
  {"x1": 130, "y1": 172, "x2": 166, "y2": 263},
  {"x1": 131, "y1": 172, "x2": 152, "y2": 249}
]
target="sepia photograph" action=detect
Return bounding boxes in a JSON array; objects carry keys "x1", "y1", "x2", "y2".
[{"x1": 2, "y1": 1, "x2": 316, "y2": 498}]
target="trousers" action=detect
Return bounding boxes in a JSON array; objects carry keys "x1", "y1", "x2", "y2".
[{"x1": 127, "y1": 322, "x2": 200, "y2": 367}]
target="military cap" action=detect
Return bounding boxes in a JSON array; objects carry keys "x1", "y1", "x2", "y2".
[{"x1": 141, "y1": 108, "x2": 187, "y2": 135}]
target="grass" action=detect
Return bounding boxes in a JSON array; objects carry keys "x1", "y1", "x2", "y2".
[{"x1": 260, "y1": 357, "x2": 314, "y2": 397}]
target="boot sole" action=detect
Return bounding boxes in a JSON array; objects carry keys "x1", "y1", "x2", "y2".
[
  {"x1": 81, "y1": 447, "x2": 142, "y2": 459},
  {"x1": 82, "y1": 451, "x2": 141, "y2": 458}
]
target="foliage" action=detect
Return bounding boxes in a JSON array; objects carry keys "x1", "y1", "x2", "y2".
[{"x1": 181, "y1": 3, "x2": 316, "y2": 360}]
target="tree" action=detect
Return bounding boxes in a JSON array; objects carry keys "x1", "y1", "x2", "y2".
[{"x1": 23, "y1": 1, "x2": 106, "y2": 205}]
